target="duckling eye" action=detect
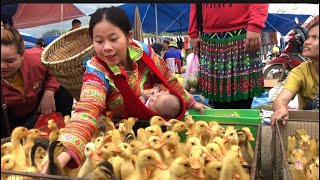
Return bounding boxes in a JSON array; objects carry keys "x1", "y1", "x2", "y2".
[
  {"x1": 210, "y1": 148, "x2": 213, "y2": 151},
  {"x1": 200, "y1": 125, "x2": 203, "y2": 127},
  {"x1": 124, "y1": 145, "x2": 127, "y2": 149},
  {"x1": 184, "y1": 163, "x2": 188, "y2": 167},
  {"x1": 167, "y1": 135, "x2": 170, "y2": 139},
  {"x1": 191, "y1": 142, "x2": 195, "y2": 145},
  {"x1": 86, "y1": 147, "x2": 89, "y2": 151},
  {"x1": 230, "y1": 133, "x2": 234, "y2": 136},
  {"x1": 97, "y1": 139, "x2": 100, "y2": 142},
  {"x1": 153, "y1": 139, "x2": 157, "y2": 142},
  {"x1": 131, "y1": 145, "x2": 134, "y2": 148},
  {"x1": 217, "y1": 167, "x2": 221, "y2": 171},
  {"x1": 104, "y1": 145, "x2": 108, "y2": 148},
  {"x1": 147, "y1": 156, "x2": 151, "y2": 160},
  {"x1": 316, "y1": 164, "x2": 318, "y2": 168},
  {"x1": 150, "y1": 130, "x2": 154, "y2": 133},
  {"x1": 6, "y1": 160, "x2": 9, "y2": 163}
]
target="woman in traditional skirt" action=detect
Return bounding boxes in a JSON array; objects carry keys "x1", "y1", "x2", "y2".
[{"x1": 188, "y1": 3, "x2": 269, "y2": 109}]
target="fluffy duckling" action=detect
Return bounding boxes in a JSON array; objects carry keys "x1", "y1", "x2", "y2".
[
  {"x1": 83, "y1": 161, "x2": 117, "y2": 180},
  {"x1": 288, "y1": 149, "x2": 308, "y2": 180},
  {"x1": 287, "y1": 135, "x2": 297, "y2": 158},
  {"x1": 125, "y1": 117, "x2": 138, "y2": 138},
  {"x1": 11, "y1": 126, "x2": 29, "y2": 170},
  {"x1": 1, "y1": 154, "x2": 21, "y2": 180},
  {"x1": 205, "y1": 161, "x2": 223, "y2": 180},
  {"x1": 295, "y1": 128, "x2": 308, "y2": 140},
  {"x1": 1, "y1": 142, "x2": 13, "y2": 158},
  {"x1": 184, "y1": 115, "x2": 195, "y2": 137},
  {"x1": 241, "y1": 127, "x2": 255, "y2": 141},
  {"x1": 24, "y1": 129, "x2": 47, "y2": 166},
  {"x1": 184, "y1": 137, "x2": 201, "y2": 157},
  {"x1": 137, "y1": 128, "x2": 148, "y2": 144},
  {"x1": 237, "y1": 129, "x2": 253, "y2": 165},
  {"x1": 307, "y1": 156, "x2": 319, "y2": 180},
  {"x1": 209, "y1": 124, "x2": 225, "y2": 140},
  {"x1": 30, "y1": 142, "x2": 47, "y2": 171},
  {"x1": 96, "y1": 142, "x2": 117, "y2": 163},
  {"x1": 141, "y1": 136, "x2": 171, "y2": 166},
  {"x1": 299, "y1": 134, "x2": 312, "y2": 163},
  {"x1": 171, "y1": 122, "x2": 187, "y2": 133},
  {"x1": 129, "y1": 140, "x2": 143, "y2": 165},
  {"x1": 111, "y1": 129, "x2": 122, "y2": 146},
  {"x1": 167, "y1": 119, "x2": 180, "y2": 131},
  {"x1": 223, "y1": 129, "x2": 239, "y2": 151},
  {"x1": 167, "y1": 157, "x2": 192, "y2": 180},
  {"x1": 189, "y1": 145, "x2": 216, "y2": 179},
  {"x1": 78, "y1": 142, "x2": 100, "y2": 178},
  {"x1": 46, "y1": 141, "x2": 65, "y2": 176},
  {"x1": 48, "y1": 119, "x2": 60, "y2": 143},
  {"x1": 226, "y1": 126, "x2": 235, "y2": 131},
  {"x1": 145, "y1": 125, "x2": 163, "y2": 138},
  {"x1": 95, "y1": 135, "x2": 112, "y2": 150},
  {"x1": 125, "y1": 149, "x2": 167, "y2": 180},
  {"x1": 117, "y1": 122, "x2": 128, "y2": 142},
  {"x1": 206, "y1": 143, "x2": 224, "y2": 162},
  {"x1": 161, "y1": 131, "x2": 185, "y2": 159},
  {"x1": 193, "y1": 121, "x2": 214, "y2": 146},
  {"x1": 150, "y1": 115, "x2": 171, "y2": 127},
  {"x1": 209, "y1": 121, "x2": 220, "y2": 127},
  {"x1": 212, "y1": 136, "x2": 226, "y2": 156},
  {"x1": 111, "y1": 143, "x2": 135, "y2": 180},
  {"x1": 310, "y1": 139, "x2": 319, "y2": 158}
]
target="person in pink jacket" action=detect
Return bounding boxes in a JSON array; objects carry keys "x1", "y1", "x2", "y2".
[{"x1": 188, "y1": 3, "x2": 269, "y2": 109}]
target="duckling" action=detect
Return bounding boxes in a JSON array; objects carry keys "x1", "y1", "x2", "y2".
[
  {"x1": 125, "y1": 117, "x2": 138, "y2": 138},
  {"x1": 46, "y1": 141, "x2": 65, "y2": 176},
  {"x1": 96, "y1": 142, "x2": 117, "y2": 163},
  {"x1": 1, "y1": 154, "x2": 20, "y2": 180},
  {"x1": 241, "y1": 127, "x2": 255, "y2": 141},
  {"x1": 10, "y1": 126, "x2": 29, "y2": 170},
  {"x1": 208, "y1": 121, "x2": 220, "y2": 127},
  {"x1": 212, "y1": 137, "x2": 226, "y2": 156},
  {"x1": 193, "y1": 121, "x2": 214, "y2": 146},
  {"x1": 30, "y1": 142, "x2": 47, "y2": 171},
  {"x1": 184, "y1": 137, "x2": 201, "y2": 157},
  {"x1": 171, "y1": 122, "x2": 187, "y2": 133},
  {"x1": 137, "y1": 128, "x2": 148, "y2": 144},
  {"x1": 111, "y1": 129, "x2": 122, "y2": 146},
  {"x1": 299, "y1": 134, "x2": 312, "y2": 163},
  {"x1": 295, "y1": 128, "x2": 308, "y2": 140},
  {"x1": 167, "y1": 119, "x2": 180, "y2": 131},
  {"x1": 145, "y1": 125, "x2": 163, "y2": 138},
  {"x1": 78, "y1": 142, "x2": 100, "y2": 178},
  {"x1": 83, "y1": 161, "x2": 118, "y2": 180},
  {"x1": 129, "y1": 140, "x2": 143, "y2": 165},
  {"x1": 288, "y1": 149, "x2": 308, "y2": 180},
  {"x1": 95, "y1": 135, "x2": 112, "y2": 150},
  {"x1": 142, "y1": 136, "x2": 171, "y2": 166},
  {"x1": 150, "y1": 115, "x2": 171, "y2": 127},
  {"x1": 184, "y1": 115, "x2": 195, "y2": 137},
  {"x1": 125, "y1": 149, "x2": 168, "y2": 180},
  {"x1": 205, "y1": 161, "x2": 223, "y2": 180},
  {"x1": 1, "y1": 142, "x2": 13, "y2": 158},
  {"x1": 48, "y1": 119, "x2": 60, "y2": 143},
  {"x1": 287, "y1": 135, "x2": 297, "y2": 158},
  {"x1": 161, "y1": 131, "x2": 185, "y2": 159},
  {"x1": 226, "y1": 126, "x2": 235, "y2": 131},
  {"x1": 223, "y1": 129, "x2": 239, "y2": 151},
  {"x1": 24, "y1": 129, "x2": 48, "y2": 166},
  {"x1": 308, "y1": 157, "x2": 319, "y2": 180},
  {"x1": 310, "y1": 139, "x2": 319, "y2": 158},
  {"x1": 189, "y1": 145, "x2": 209, "y2": 179},
  {"x1": 209, "y1": 124, "x2": 225, "y2": 140},
  {"x1": 168, "y1": 157, "x2": 192, "y2": 180},
  {"x1": 206, "y1": 143, "x2": 224, "y2": 162},
  {"x1": 237, "y1": 129, "x2": 253, "y2": 165},
  {"x1": 111, "y1": 143, "x2": 135, "y2": 180}
]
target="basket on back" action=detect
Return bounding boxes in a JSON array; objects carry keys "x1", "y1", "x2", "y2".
[{"x1": 41, "y1": 26, "x2": 94, "y2": 101}]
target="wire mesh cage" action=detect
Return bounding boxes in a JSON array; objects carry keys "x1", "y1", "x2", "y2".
[{"x1": 272, "y1": 119, "x2": 319, "y2": 180}]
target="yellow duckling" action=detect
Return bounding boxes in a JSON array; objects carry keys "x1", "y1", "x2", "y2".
[
  {"x1": 77, "y1": 142, "x2": 100, "y2": 178},
  {"x1": 288, "y1": 149, "x2": 308, "y2": 180},
  {"x1": 212, "y1": 136, "x2": 227, "y2": 156},
  {"x1": 1, "y1": 142, "x2": 13, "y2": 158},
  {"x1": 287, "y1": 135, "x2": 297, "y2": 158},
  {"x1": 184, "y1": 115, "x2": 195, "y2": 137},
  {"x1": 137, "y1": 128, "x2": 148, "y2": 144},
  {"x1": 183, "y1": 137, "x2": 201, "y2": 157},
  {"x1": 171, "y1": 122, "x2": 187, "y2": 133},
  {"x1": 205, "y1": 161, "x2": 223, "y2": 180},
  {"x1": 167, "y1": 119, "x2": 180, "y2": 131},
  {"x1": 10, "y1": 126, "x2": 29, "y2": 170},
  {"x1": 299, "y1": 134, "x2": 312, "y2": 163},
  {"x1": 209, "y1": 124, "x2": 225, "y2": 140},
  {"x1": 206, "y1": 143, "x2": 224, "y2": 162},
  {"x1": 223, "y1": 129, "x2": 239, "y2": 151},
  {"x1": 145, "y1": 125, "x2": 163, "y2": 139},
  {"x1": 161, "y1": 131, "x2": 185, "y2": 159},
  {"x1": 193, "y1": 121, "x2": 214, "y2": 146},
  {"x1": 307, "y1": 156, "x2": 319, "y2": 180},
  {"x1": 48, "y1": 119, "x2": 60, "y2": 143},
  {"x1": 237, "y1": 129, "x2": 253, "y2": 165},
  {"x1": 150, "y1": 115, "x2": 171, "y2": 127},
  {"x1": 23, "y1": 128, "x2": 47, "y2": 166},
  {"x1": 310, "y1": 139, "x2": 319, "y2": 159},
  {"x1": 141, "y1": 136, "x2": 171, "y2": 166},
  {"x1": 95, "y1": 135, "x2": 112, "y2": 150},
  {"x1": 111, "y1": 143, "x2": 135, "y2": 180}
]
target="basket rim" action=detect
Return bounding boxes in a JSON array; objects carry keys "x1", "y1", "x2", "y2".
[{"x1": 41, "y1": 26, "x2": 93, "y2": 65}]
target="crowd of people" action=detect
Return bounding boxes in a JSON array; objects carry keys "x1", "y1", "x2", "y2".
[{"x1": 0, "y1": 3, "x2": 318, "y2": 174}]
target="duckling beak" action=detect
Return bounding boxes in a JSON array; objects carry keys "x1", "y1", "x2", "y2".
[
  {"x1": 191, "y1": 168, "x2": 205, "y2": 179},
  {"x1": 27, "y1": 130, "x2": 33, "y2": 135},
  {"x1": 163, "y1": 121, "x2": 172, "y2": 126},
  {"x1": 103, "y1": 135, "x2": 112, "y2": 142},
  {"x1": 186, "y1": 130, "x2": 194, "y2": 135},
  {"x1": 40, "y1": 131, "x2": 48, "y2": 137},
  {"x1": 232, "y1": 172, "x2": 241, "y2": 179},
  {"x1": 247, "y1": 133, "x2": 255, "y2": 141},
  {"x1": 154, "y1": 140, "x2": 166, "y2": 149},
  {"x1": 295, "y1": 160, "x2": 304, "y2": 170},
  {"x1": 206, "y1": 154, "x2": 217, "y2": 162},
  {"x1": 140, "y1": 143, "x2": 151, "y2": 150},
  {"x1": 91, "y1": 152, "x2": 101, "y2": 161},
  {"x1": 1, "y1": 145, "x2": 6, "y2": 150},
  {"x1": 153, "y1": 159, "x2": 167, "y2": 170},
  {"x1": 110, "y1": 146, "x2": 122, "y2": 154},
  {"x1": 223, "y1": 137, "x2": 229, "y2": 144},
  {"x1": 119, "y1": 126, "x2": 127, "y2": 132},
  {"x1": 206, "y1": 127, "x2": 216, "y2": 135},
  {"x1": 190, "y1": 157, "x2": 201, "y2": 170}
]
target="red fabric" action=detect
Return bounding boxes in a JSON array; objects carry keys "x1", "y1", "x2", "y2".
[
  {"x1": 1, "y1": 48, "x2": 60, "y2": 120},
  {"x1": 12, "y1": 4, "x2": 85, "y2": 29},
  {"x1": 96, "y1": 42, "x2": 187, "y2": 121},
  {"x1": 188, "y1": 3, "x2": 269, "y2": 38}
]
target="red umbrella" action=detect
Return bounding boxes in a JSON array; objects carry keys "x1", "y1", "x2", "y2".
[{"x1": 12, "y1": 4, "x2": 85, "y2": 29}]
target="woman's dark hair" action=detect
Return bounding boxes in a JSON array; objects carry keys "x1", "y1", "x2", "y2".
[
  {"x1": 89, "y1": 7, "x2": 132, "y2": 39},
  {"x1": 308, "y1": 21, "x2": 319, "y2": 31}
]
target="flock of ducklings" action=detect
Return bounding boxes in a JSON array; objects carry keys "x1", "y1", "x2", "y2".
[
  {"x1": 286, "y1": 128, "x2": 319, "y2": 180},
  {"x1": 1, "y1": 115, "x2": 259, "y2": 180}
]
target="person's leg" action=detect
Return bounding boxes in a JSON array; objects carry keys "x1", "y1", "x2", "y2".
[{"x1": 54, "y1": 86, "x2": 73, "y2": 116}]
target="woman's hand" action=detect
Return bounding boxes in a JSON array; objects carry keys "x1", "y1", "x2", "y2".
[
  {"x1": 191, "y1": 38, "x2": 202, "y2": 52},
  {"x1": 270, "y1": 107, "x2": 289, "y2": 126},
  {"x1": 245, "y1": 31, "x2": 261, "y2": 52},
  {"x1": 191, "y1": 101, "x2": 210, "y2": 115},
  {"x1": 38, "y1": 90, "x2": 56, "y2": 115},
  {"x1": 41, "y1": 152, "x2": 72, "y2": 173}
]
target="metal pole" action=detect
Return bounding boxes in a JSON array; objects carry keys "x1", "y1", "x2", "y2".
[
  {"x1": 60, "y1": 4, "x2": 63, "y2": 35},
  {"x1": 155, "y1": 3, "x2": 158, "y2": 38}
]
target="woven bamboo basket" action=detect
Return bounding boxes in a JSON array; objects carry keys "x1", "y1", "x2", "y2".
[{"x1": 41, "y1": 26, "x2": 94, "y2": 101}]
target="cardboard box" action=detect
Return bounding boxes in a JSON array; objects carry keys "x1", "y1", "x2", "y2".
[{"x1": 264, "y1": 79, "x2": 279, "y2": 88}]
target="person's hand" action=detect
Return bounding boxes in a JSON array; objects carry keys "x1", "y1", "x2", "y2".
[
  {"x1": 41, "y1": 151, "x2": 72, "y2": 173},
  {"x1": 270, "y1": 107, "x2": 289, "y2": 126},
  {"x1": 38, "y1": 90, "x2": 56, "y2": 115},
  {"x1": 191, "y1": 101, "x2": 210, "y2": 115},
  {"x1": 191, "y1": 38, "x2": 202, "y2": 52},
  {"x1": 245, "y1": 31, "x2": 261, "y2": 52}
]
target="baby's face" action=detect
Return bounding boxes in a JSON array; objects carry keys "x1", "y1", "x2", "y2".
[{"x1": 148, "y1": 92, "x2": 171, "y2": 113}]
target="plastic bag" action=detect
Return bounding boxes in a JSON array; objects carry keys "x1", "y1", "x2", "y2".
[
  {"x1": 34, "y1": 112, "x2": 65, "y2": 133},
  {"x1": 183, "y1": 53, "x2": 200, "y2": 90}
]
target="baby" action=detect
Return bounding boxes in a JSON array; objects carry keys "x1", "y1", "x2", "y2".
[{"x1": 139, "y1": 84, "x2": 182, "y2": 119}]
